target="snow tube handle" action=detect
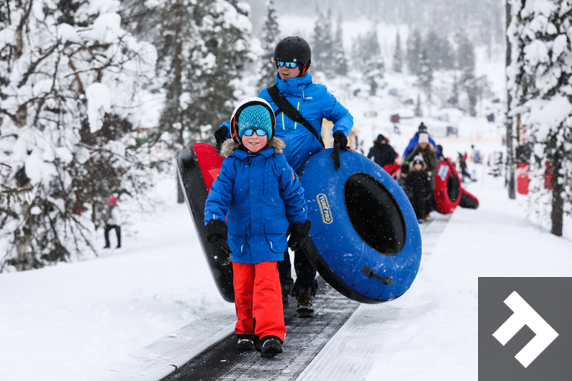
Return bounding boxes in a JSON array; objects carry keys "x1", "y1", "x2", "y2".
[
  {"x1": 361, "y1": 265, "x2": 393, "y2": 286},
  {"x1": 329, "y1": 141, "x2": 341, "y2": 169}
]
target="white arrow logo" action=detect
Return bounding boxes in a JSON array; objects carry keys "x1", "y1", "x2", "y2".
[{"x1": 492, "y1": 291, "x2": 559, "y2": 368}]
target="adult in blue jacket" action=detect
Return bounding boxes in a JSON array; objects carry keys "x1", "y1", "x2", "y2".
[
  {"x1": 214, "y1": 36, "x2": 354, "y2": 317},
  {"x1": 403, "y1": 122, "x2": 441, "y2": 159}
]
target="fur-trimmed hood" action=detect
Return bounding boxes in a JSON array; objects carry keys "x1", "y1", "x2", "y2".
[{"x1": 220, "y1": 137, "x2": 286, "y2": 158}]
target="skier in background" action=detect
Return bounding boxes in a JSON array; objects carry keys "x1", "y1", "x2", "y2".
[
  {"x1": 103, "y1": 197, "x2": 121, "y2": 249},
  {"x1": 214, "y1": 36, "x2": 353, "y2": 317},
  {"x1": 367, "y1": 134, "x2": 397, "y2": 168},
  {"x1": 204, "y1": 98, "x2": 310, "y2": 358}
]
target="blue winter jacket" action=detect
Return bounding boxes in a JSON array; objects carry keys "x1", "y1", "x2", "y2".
[
  {"x1": 219, "y1": 73, "x2": 353, "y2": 173},
  {"x1": 403, "y1": 133, "x2": 441, "y2": 159},
  {"x1": 204, "y1": 138, "x2": 307, "y2": 264}
]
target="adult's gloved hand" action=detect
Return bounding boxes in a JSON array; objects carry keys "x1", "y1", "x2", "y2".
[
  {"x1": 214, "y1": 126, "x2": 229, "y2": 152},
  {"x1": 205, "y1": 219, "x2": 232, "y2": 265},
  {"x1": 333, "y1": 131, "x2": 348, "y2": 150},
  {"x1": 288, "y1": 220, "x2": 312, "y2": 251}
]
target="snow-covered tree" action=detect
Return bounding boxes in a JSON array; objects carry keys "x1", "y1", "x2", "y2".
[
  {"x1": 414, "y1": 94, "x2": 423, "y2": 117},
  {"x1": 392, "y1": 30, "x2": 403, "y2": 73},
  {"x1": 257, "y1": 0, "x2": 281, "y2": 89},
  {"x1": 313, "y1": 7, "x2": 335, "y2": 75},
  {"x1": 155, "y1": 0, "x2": 251, "y2": 150},
  {"x1": 361, "y1": 27, "x2": 383, "y2": 95},
  {"x1": 333, "y1": 14, "x2": 349, "y2": 77},
  {"x1": 418, "y1": 47, "x2": 434, "y2": 104},
  {"x1": 0, "y1": 0, "x2": 159, "y2": 271},
  {"x1": 425, "y1": 30, "x2": 455, "y2": 71},
  {"x1": 406, "y1": 28, "x2": 423, "y2": 75},
  {"x1": 508, "y1": 0, "x2": 572, "y2": 236}
]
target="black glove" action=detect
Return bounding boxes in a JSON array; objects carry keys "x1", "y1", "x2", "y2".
[
  {"x1": 205, "y1": 219, "x2": 232, "y2": 265},
  {"x1": 288, "y1": 220, "x2": 312, "y2": 251},
  {"x1": 214, "y1": 126, "x2": 229, "y2": 151},
  {"x1": 333, "y1": 131, "x2": 348, "y2": 150}
]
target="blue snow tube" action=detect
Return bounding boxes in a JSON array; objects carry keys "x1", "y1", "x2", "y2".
[{"x1": 300, "y1": 148, "x2": 422, "y2": 303}]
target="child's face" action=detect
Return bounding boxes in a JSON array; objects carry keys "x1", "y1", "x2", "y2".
[
  {"x1": 241, "y1": 131, "x2": 268, "y2": 152},
  {"x1": 414, "y1": 163, "x2": 423, "y2": 171}
]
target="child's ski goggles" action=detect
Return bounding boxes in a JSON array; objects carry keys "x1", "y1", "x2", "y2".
[
  {"x1": 276, "y1": 61, "x2": 298, "y2": 69},
  {"x1": 242, "y1": 128, "x2": 268, "y2": 137}
]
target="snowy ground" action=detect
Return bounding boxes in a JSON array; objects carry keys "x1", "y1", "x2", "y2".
[{"x1": 1, "y1": 155, "x2": 571, "y2": 380}]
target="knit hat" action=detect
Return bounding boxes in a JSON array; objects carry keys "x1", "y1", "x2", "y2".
[
  {"x1": 109, "y1": 197, "x2": 117, "y2": 204},
  {"x1": 238, "y1": 105, "x2": 273, "y2": 139},
  {"x1": 412, "y1": 154, "x2": 424, "y2": 165},
  {"x1": 230, "y1": 97, "x2": 276, "y2": 143},
  {"x1": 418, "y1": 122, "x2": 428, "y2": 133},
  {"x1": 400, "y1": 163, "x2": 410, "y2": 175},
  {"x1": 418, "y1": 133, "x2": 429, "y2": 144}
]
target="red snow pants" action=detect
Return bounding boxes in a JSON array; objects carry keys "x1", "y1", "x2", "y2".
[{"x1": 232, "y1": 261, "x2": 286, "y2": 341}]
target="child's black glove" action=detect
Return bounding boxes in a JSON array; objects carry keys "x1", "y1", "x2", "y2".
[
  {"x1": 205, "y1": 219, "x2": 232, "y2": 265},
  {"x1": 288, "y1": 220, "x2": 312, "y2": 251},
  {"x1": 214, "y1": 126, "x2": 229, "y2": 152},
  {"x1": 333, "y1": 131, "x2": 348, "y2": 150}
]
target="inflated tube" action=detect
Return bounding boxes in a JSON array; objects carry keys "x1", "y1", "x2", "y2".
[
  {"x1": 459, "y1": 188, "x2": 479, "y2": 209},
  {"x1": 300, "y1": 149, "x2": 422, "y2": 303},
  {"x1": 176, "y1": 144, "x2": 234, "y2": 303},
  {"x1": 433, "y1": 160, "x2": 461, "y2": 214}
]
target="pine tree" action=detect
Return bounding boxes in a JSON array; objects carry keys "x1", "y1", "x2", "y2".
[
  {"x1": 406, "y1": 29, "x2": 423, "y2": 75},
  {"x1": 508, "y1": 0, "x2": 572, "y2": 236},
  {"x1": 418, "y1": 47, "x2": 433, "y2": 104},
  {"x1": 257, "y1": 0, "x2": 281, "y2": 89},
  {"x1": 333, "y1": 14, "x2": 349, "y2": 77},
  {"x1": 414, "y1": 94, "x2": 423, "y2": 117},
  {"x1": 392, "y1": 30, "x2": 403, "y2": 73},
  {"x1": 155, "y1": 0, "x2": 251, "y2": 150},
  {"x1": 0, "y1": 0, "x2": 160, "y2": 270},
  {"x1": 363, "y1": 27, "x2": 384, "y2": 95},
  {"x1": 313, "y1": 7, "x2": 335, "y2": 75}
]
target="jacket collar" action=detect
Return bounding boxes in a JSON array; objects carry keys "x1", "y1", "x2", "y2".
[{"x1": 275, "y1": 73, "x2": 313, "y2": 97}]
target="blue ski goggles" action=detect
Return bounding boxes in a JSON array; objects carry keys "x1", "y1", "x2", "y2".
[
  {"x1": 242, "y1": 128, "x2": 268, "y2": 137},
  {"x1": 276, "y1": 61, "x2": 299, "y2": 69}
]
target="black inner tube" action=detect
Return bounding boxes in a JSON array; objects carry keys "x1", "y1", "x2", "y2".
[
  {"x1": 447, "y1": 172, "x2": 461, "y2": 203},
  {"x1": 344, "y1": 173, "x2": 406, "y2": 256}
]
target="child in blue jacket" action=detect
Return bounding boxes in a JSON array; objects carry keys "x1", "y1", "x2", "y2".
[{"x1": 204, "y1": 97, "x2": 311, "y2": 358}]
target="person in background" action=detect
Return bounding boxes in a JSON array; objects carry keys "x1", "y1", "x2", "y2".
[
  {"x1": 405, "y1": 133, "x2": 438, "y2": 219},
  {"x1": 214, "y1": 36, "x2": 353, "y2": 317},
  {"x1": 405, "y1": 156, "x2": 431, "y2": 223},
  {"x1": 104, "y1": 197, "x2": 121, "y2": 249},
  {"x1": 367, "y1": 134, "x2": 397, "y2": 168},
  {"x1": 458, "y1": 152, "x2": 476, "y2": 182},
  {"x1": 204, "y1": 98, "x2": 311, "y2": 358},
  {"x1": 403, "y1": 122, "x2": 441, "y2": 158},
  {"x1": 397, "y1": 163, "x2": 413, "y2": 200}
]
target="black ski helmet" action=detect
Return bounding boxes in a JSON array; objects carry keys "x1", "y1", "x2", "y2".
[{"x1": 274, "y1": 36, "x2": 311, "y2": 76}]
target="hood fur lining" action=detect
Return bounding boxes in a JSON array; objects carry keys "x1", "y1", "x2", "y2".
[{"x1": 220, "y1": 137, "x2": 286, "y2": 157}]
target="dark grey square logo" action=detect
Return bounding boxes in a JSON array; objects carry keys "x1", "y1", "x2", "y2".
[{"x1": 479, "y1": 278, "x2": 572, "y2": 380}]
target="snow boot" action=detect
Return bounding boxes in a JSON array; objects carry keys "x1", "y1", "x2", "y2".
[
  {"x1": 237, "y1": 335, "x2": 256, "y2": 352},
  {"x1": 257, "y1": 336, "x2": 283, "y2": 358},
  {"x1": 296, "y1": 291, "x2": 314, "y2": 318}
]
